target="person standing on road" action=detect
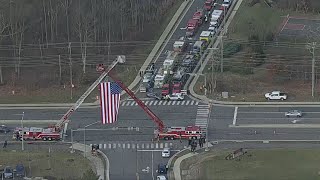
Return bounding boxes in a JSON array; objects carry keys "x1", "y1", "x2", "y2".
[{"x1": 3, "y1": 140, "x2": 7, "y2": 148}]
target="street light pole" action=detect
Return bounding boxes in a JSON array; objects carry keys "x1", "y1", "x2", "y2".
[
  {"x1": 83, "y1": 121, "x2": 100, "y2": 157},
  {"x1": 71, "y1": 129, "x2": 74, "y2": 153},
  {"x1": 307, "y1": 42, "x2": 316, "y2": 97},
  {"x1": 21, "y1": 112, "x2": 25, "y2": 151}
]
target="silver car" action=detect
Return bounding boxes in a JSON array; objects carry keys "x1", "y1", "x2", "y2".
[{"x1": 285, "y1": 110, "x2": 302, "y2": 117}]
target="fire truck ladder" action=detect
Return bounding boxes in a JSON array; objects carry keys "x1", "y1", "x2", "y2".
[
  {"x1": 108, "y1": 71, "x2": 165, "y2": 133},
  {"x1": 55, "y1": 58, "x2": 121, "y2": 130}
]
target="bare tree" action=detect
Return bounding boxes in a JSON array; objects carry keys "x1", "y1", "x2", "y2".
[{"x1": 0, "y1": 13, "x2": 9, "y2": 84}]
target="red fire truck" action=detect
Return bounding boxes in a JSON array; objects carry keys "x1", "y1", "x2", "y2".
[
  {"x1": 186, "y1": 19, "x2": 199, "y2": 37},
  {"x1": 13, "y1": 127, "x2": 60, "y2": 141},
  {"x1": 193, "y1": 9, "x2": 204, "y2": 25},
  {"x1": 158, "y1": 126, "x2": 202, "y2": 140},
  {"x1": 13, "y1": 56, "x2": 203, "y2": 142}
]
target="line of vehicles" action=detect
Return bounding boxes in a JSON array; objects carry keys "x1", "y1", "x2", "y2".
[
  {"x1": 7, "y1": 59, "x2": 204, "y2": 143},
  {"x1": 140, "y1": 0, "x2": 234, "y2": 101}
]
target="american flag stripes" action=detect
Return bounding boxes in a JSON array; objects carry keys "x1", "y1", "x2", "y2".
[{"x1": 99, "y1": 82, "x2": 122, "y2": 124}]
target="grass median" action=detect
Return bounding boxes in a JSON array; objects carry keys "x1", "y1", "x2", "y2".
[
  {"x1": 0, "y1": 149, "x2": 94, "y2": 180},
  {"x1": 181, "y1": 149, "x2": 320, "y2": 180}
]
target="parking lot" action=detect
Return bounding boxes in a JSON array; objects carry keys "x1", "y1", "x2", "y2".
[{"x1": 278, "y1": 15, "x2": 320, "y2": 39}]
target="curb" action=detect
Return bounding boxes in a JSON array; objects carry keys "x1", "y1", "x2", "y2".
[
  {"x1": 98, "y1": 149, "x2": 110, "y2": 180},
  {"x1": 121, "y1": 0, "x2": 192, "y2": 95},
  {"x1": 0, "y1": 102, "x2": 98, "y2": 107},
  {"x1": 168, "y1": 146, "x2": 214, "y2": 180}
]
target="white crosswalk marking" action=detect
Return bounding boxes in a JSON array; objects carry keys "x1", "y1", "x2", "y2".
[
  {"x1": 146, "y1": 144, "x2": 149, "y2": 149},
  {"x1": 121, "y1": 99, "x2": 200, "y2": 106},
  {"x1": 132, "y1": 144, "x2": 136, "y2": 149},
  {"x1": 127, "y1": 143, "x2": 130, "y2": 149},
  {"x1": 99, "y1": 144, "x2": 102, "y2": 149},
  {"x1": 104, "y1": 144, "x2": 107, "y2": 149},
  {"x1": 90, "y1": 144, "x2": 92, "y2": 147},
  {"x1": 142, "y1": 144, "x2": 145, "y2": 149},
  {"x1": 118, "y1": 143, "x2": 121, "y2": 148},
  {"x1": 165, "y1": 143, "x2": 168, "y2": 148},
  {"x1": 160, "y1": 143, "x2": 163, "y2": 149},
  {"x1": 137, "y1": 144, "x2": 140, "y2": 149},
  {"x1": 151, "y1": 143, "x2": 154, "y2": 149},
  {"x1": 113, "y1": 143, "x2": 116, "y2": 148},
  {"x1": 122, "y1": 144, "x2": 126, "y2": 149},
  {"x1": 169, "y1": 143, "x2": 173, "y2": 147},
  {"x1": 156, "y1": 143, "x2": 159, "y2": 149},
  {"x1": 109, "y1": 144, "x2": 112, "y2": 149},
  {"x1": 195, "y1": 103, "x2": 211, "y2": 135}
]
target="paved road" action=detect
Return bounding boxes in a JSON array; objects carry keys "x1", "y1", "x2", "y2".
[
  {"x1": 104, "y1": 148, "x2": 179, "y2": 180},
  {"x1": 209, "y1": 106, "x2": 320, "y2": 142}
]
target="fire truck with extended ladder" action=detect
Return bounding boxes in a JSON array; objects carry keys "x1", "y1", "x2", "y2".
[{"x1": 13, "y1": 56, "x2": 204, "y2": 141}]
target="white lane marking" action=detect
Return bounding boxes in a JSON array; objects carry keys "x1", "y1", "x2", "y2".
[
  {"x1": 137, "y1": 149, "x2": 181, "y2": 152},
  {"x1": 238, "y1": 111, "x2": 320, "y2": 114},
  {"x1": 229, "y1": 124, "x2": 320, "y2": 128},
  {"x1": 233, "y1": 106, "x2": 238, "y2": 125}
]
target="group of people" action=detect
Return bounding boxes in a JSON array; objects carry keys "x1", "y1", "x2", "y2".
[{"x1": 188, "y1": 137, "x2": 206, "y2": 152}]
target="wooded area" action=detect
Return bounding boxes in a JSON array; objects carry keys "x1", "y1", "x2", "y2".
[{"x1": 0, "y1": 0, "x2": 178, "y2": 93}]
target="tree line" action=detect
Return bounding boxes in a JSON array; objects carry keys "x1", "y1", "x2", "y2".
[{"x1": 0, "y1": 0, "x2": 178, "y2": 86}]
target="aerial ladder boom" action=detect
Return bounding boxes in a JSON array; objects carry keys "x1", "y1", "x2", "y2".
[
  {"x1": 55, "y1": 57, "x2": 124, "y2": 130},
  {"x1": 108, "y1": 72, "x2": 165, "y2": 132}
]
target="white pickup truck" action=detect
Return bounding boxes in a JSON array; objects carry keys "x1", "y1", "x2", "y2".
[{"x1": 264, "y1": 91, "x2": 287, "y2": 100}]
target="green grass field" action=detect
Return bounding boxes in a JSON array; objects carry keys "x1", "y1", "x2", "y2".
[
  {"x1": 0, "y1": 150, "x2": 93, "y2": 179},
  {"x1": 192, "y1": 149, "x2": 320, "y2": 180}
]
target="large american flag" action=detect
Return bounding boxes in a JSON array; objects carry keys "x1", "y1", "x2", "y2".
[{"x1": 99, "y1": 82, "x2": 122, "y2": 124}]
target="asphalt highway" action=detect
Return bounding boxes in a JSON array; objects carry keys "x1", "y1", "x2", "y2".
[{"x1": 209, "y1": 106, "x2": 320, "y2": 142}]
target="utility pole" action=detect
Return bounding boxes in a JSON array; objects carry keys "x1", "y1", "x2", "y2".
[
  {"x1": 307, "y1": 42, "x2": 316, "y2": 97},
  {"x1": 21, "y1": 112, "x2": 25, "y2": 151},
  {"x1": 220, "y1": 36, "x2": 224, "y2": 73},
  {"x1": 68, "y1": 42, "x2": 73, "y2": 100},
  {"x1": 58, "y1": 55, "x2": 61, "y2": 83}
]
